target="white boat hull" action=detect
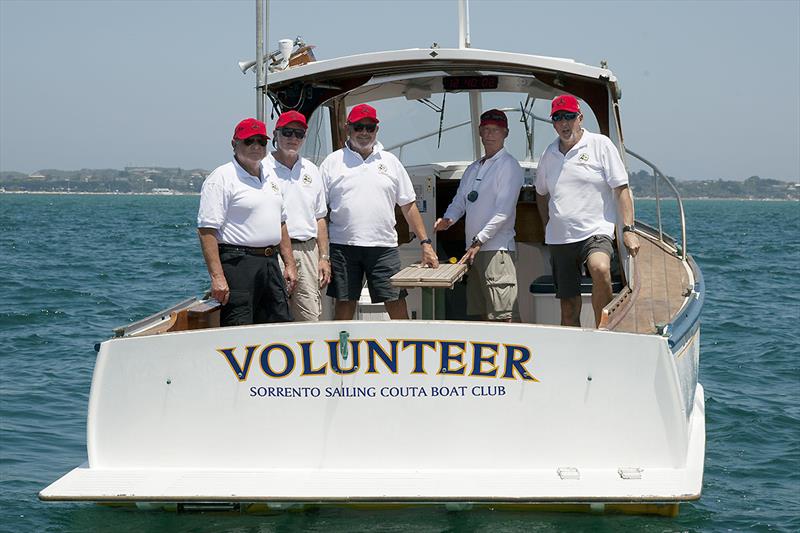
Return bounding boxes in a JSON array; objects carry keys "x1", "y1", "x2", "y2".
[{"x1": 41, "y1": 320, "x2": 704, "y2": 508}]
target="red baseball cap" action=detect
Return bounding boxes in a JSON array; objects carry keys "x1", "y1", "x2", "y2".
[
  {"x1": 233, "y1": 118, "x2": 268, "y2": 140},
  {"x1": 347, "y1": 104, "x2": 379, "y2": 124},
  {"x1": 479, "y1": 109, "x2": 508, "y2": 128},
  {"x1": 551, "y1": 95, "x2": 581, "y2": 116},
  {"x1": 275, "y1": 110, "x2": 308, "y2": 129}
]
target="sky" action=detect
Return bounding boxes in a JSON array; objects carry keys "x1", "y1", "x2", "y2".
[{"x1": 1, "y1": 0, "x2": 798, "y2": 181}]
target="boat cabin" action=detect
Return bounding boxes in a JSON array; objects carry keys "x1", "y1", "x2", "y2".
[
  {"x1": 115, "y1": 46, "x2": 695, "y2": 337},
  {"x1": 272, "y1": 47, "x2": 630, "y2": 326}
]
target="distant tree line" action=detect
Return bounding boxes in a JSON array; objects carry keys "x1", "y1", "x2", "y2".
[
  {"x1": 1, "y1": 167, "x2": 797, "y2": 200},
  {"x1": 627, "y1": 171, "x2": 798, "y2": 200},
  {"x1": 0, "y1": 167, "x2": 207, "y2": 194}
]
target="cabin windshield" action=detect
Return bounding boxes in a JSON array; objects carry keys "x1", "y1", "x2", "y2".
[{"x1": 300, "y1": 88, "x2": 602, "y2": 168}]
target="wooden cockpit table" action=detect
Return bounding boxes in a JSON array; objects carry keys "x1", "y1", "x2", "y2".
[{"x1": 390, "y1": 263, "x2": 468, "y2": 318}]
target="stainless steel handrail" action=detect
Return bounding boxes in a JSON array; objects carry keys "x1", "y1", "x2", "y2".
[
  {"x1": 624, "y1": 149, "x2": 687, "y2": 260},
  {"x1": 384, "y1": 108, "x2": 687, "y2": 261},
  {"x1": 384, "y1": 106, "x2": 548, "y2": 158},
  {"x1": 112, "y1": 297, "x2": 198, "y2": 337}
]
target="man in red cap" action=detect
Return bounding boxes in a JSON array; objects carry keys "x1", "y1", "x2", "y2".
[
  {"x1": 535, "y1": 95, "x2": 640, "y2": 327},
  {"x1": 263, "y1": 110, "x2": 330, "y2": 321},
  {"x1": 434, "y1": 109, "x2": 524, "y2": 322},
  {"x1": 197, "y1": 118, "x2": 297, "y2": 326},
  {"x1": 320, "y1": 103, "x2": 438, "y2": 320}
]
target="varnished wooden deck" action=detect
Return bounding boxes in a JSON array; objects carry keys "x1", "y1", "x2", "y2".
[{"x1": 607, "y1": 234, "x2": 692, "y2": 335}]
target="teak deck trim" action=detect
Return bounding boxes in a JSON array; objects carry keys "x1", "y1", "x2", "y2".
[{"x1": 606, "y1": 232, "x2": 692, "y2": 335}]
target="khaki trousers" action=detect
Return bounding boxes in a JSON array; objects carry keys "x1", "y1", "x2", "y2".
[{"x1": 280, "y1": 239, "x2": 322, "y2": 321}]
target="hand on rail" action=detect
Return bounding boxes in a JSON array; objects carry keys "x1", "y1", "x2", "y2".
[{"x1": 623, "y1": 232, "x2": 640, "y2": 257}]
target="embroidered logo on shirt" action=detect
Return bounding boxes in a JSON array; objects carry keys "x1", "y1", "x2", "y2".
[
  {"x1": 302, "y1": 173, "x2": 312, "y2": 185},
  {"x1": 270, "y1": 181, "x2": 280, "y2": 193},
  {"x1": 579, "y1": 153, "x2": 589, "y2": 162},
  {"x1": 377, "y1": 163, "x2": 389, "y2": 174}
]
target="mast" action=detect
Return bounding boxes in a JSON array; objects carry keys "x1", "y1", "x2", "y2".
[
  {"x1": 255, "y1": 0, "x2": 267, "y2": 121},
  {"x1": 459, "y1": 0, "x2": 483, "y2": 160}
]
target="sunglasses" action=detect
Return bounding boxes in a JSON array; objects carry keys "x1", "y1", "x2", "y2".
[
  {"x1": 551, "y1": 112, "x2": 579, "y2": 122},
  {"x1": 242, "y1": 137, "x2": 269, "y2": 146},
  {"x1": 350, "y1": 123, "x2": 377, "y2": 133},
  {"x1": 279, "y1": 128, "x2": 306, "y2": 139}
]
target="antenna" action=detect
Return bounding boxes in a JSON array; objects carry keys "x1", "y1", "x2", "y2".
[{"x1": 458, "y1": 0, "x2": 471, "y2": 49}]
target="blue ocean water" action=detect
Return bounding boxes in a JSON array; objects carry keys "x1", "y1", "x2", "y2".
[{"x1": 0, "y1": 195, "x2": 798, "y2": 532}]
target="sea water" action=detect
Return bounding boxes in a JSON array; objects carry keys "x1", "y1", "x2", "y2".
[{"x1": 1, "y1": 195, "x2": 798, "y2": 532}]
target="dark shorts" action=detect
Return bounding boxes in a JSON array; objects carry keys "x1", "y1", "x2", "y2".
[
  {"x1": 549, "y1": 234, "x2": 615, "y2": 299},
  {"x1": 326, "y1": 244, "x2": 408, "y2": 303},
  {"x1": 219, "y1": 247, "x2": 292, "y2": 326}
]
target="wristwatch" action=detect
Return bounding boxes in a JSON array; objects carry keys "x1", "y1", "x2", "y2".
[
  {"x1": 471, "y1": 236, "x2": 483, "y2": 247},
  {"x1": 622, "y1": 225, "x2": 636, "y2": 233},
  {"x1": 320, "y1": 254, "x2": 330, "y2": 261},
  {"x1": 419, "y1": 238, "x2": 432, "y2": 246}
]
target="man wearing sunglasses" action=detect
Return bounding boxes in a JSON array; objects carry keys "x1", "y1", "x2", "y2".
[
  {"x1": 197, "y1": 118, "x2": 297, "y2": 326},
  {"x1": 320, "y1": 103, "x2": 438, "y2": 321},
  {"x1": 535, "y1": 95, "x2": 640, "y2": 328},
  {"x1": 263, "y1": 110, "x2": 330, "y2": 322},
  {"x1": 434, "y1": 109, "x2": 524, "y2": 322}
]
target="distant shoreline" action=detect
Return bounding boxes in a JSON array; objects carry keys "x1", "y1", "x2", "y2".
[
  {"x1": 0, "y1": 190, "x2": 200, "y2": 196},
  {"x1": 1, "y1": 190, "x2": 796, "y2": 201}
]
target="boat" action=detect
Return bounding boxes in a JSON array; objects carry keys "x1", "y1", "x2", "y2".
[{"x1": 40, "y1": 1, "x2": 704, "y2": 518}]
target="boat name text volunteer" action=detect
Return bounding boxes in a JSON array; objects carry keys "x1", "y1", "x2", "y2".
[{"x1": 217, "y1": 337, "x2": 539, "y2": 382}]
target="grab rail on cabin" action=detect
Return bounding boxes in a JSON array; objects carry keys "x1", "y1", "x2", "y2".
[
  {"x1": 623, "y1": 149, "x2": 687, "y2": 261},
  {"x1": 385, "y1": 106, "x2": 543, "y2": 162}
]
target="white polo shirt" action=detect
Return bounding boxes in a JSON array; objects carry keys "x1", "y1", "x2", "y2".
[
  {"x1": 443, "y1": 147, "x2": 524, "y2": 251},
  {"x1": 263, "y1": 152, "x2": 326, "y2": 241},
  {"x1": 535, "y1": 129, "x2": 628, "y2": 245},
  {"x1": 320, "y1": 142, "x2": 416, "y2": 247},
  {"x1": 197, "y1": 158, "x2": 286, "y2": 247}
]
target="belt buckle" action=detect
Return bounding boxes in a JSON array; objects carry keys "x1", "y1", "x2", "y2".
[{"x1": 264, "y1": 246, "x2": 275, "y2": 257}]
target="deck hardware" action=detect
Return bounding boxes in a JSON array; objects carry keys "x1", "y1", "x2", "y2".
[
  {"x1": 166, "y1": 378, "x2": 171, "y2": 385},
  {"x1": 557, "y1": 467, "x2": 580, "y2": 480},
  {"x1": 339, "y1": 330, "x2": 349, "y2": 361},
  {"x1": 587, "y1": 375, "x2": 592, "y2": 381},
  {"x1": 177, "y1": 502, "x2": 240, "y2": 513},
  {"x1": 618, "y1": 467, "x2": 643, "y2": 480}
]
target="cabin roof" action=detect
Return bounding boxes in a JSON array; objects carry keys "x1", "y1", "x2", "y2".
[{"x1": 266, "y1": 47, "x2": 617, "y2": 89}]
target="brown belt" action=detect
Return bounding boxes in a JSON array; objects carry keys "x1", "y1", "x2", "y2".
[{"x1": 218, "y1": 243, "x2": 278, "y2": 257}]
